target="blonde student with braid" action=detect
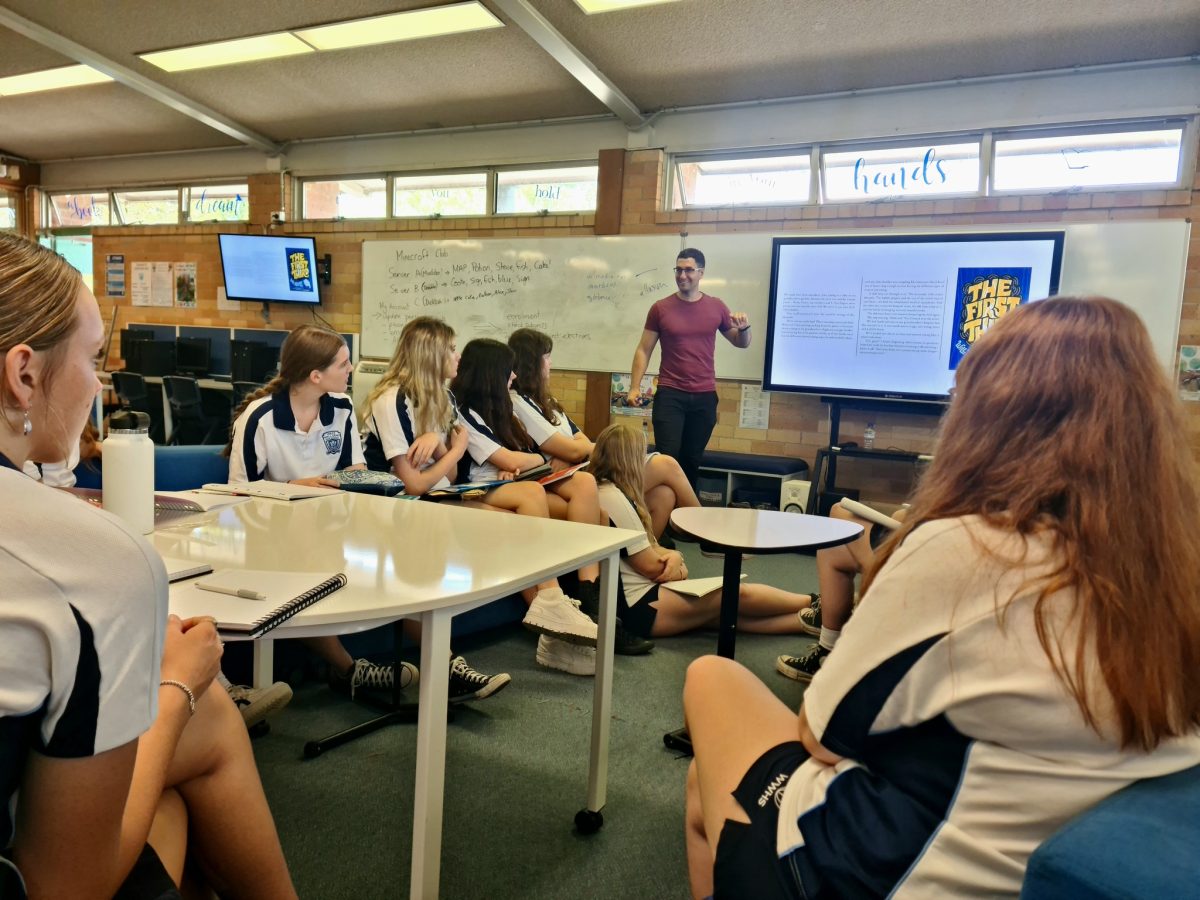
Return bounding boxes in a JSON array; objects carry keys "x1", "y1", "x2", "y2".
[
  {"x1": 508, "y1": 327, "x2": 701, "y2": 543},
  {"x1": 590, "y1": 423, "x2": 816, "y2": 640},
  {"x1": 362, "y1": 316, "x2": 594, "y2": 678}
]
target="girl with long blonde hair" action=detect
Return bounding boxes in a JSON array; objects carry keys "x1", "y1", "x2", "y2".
[
  {"x1": 683, "y1": 297, "x2": 1200, "y2": 899},
  {"x1": 590, "y1": 423, "x2": 814, "y2": 639}
]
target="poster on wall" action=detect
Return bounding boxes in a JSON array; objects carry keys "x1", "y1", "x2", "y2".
[
  {"x1": 739, "y1": 384, "x2": 771, "y2": 429},
  {"x1": 1179, "y1": 346, "x2": 1200, "y2": 401},
  {"x1": 130, "y1": 262, "x2": 152, "y2": 306},
  {"x1": 174, "y1": 262, "x2": 197, "y2": 308},
  {"x1": 150, "y1": 262, "x2": 173, "y2": 307},
  {"x1": 610, "y1": 373, "x2": 656, "y2": 418},
  {"x1": 105, "y1": 254, "x2": 125, "y2": 297}
]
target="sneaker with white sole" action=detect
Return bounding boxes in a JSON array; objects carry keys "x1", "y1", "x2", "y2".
[
  {"x1": 226, "y1": 680, "x2": 293, "y2": 728},
  {"x1": 329, "y1": 658, "x2": 419, "y2": 699},
  {"x1": 776, "y1": 643, "x2": 829, "y2": 683},
  {"x1": 798, "y1": 593, "x2": 822, "y2": 636},
  {"x1": 448, "y1": 655, "x2": 511, "y2": 702},
  {"x1": 523, "y1": 588, "x2": 598, "y2": 646},
  {"x1": 536, "y1": 635, "x2": 596, "y2": 676}
]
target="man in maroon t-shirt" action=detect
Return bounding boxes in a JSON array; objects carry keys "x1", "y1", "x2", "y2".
[{"x1": 627, "y1": 248, "x2": 751, "y2": 488}]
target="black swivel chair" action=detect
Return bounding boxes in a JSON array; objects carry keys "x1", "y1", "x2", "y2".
[
  {"x1": 162, "y1": 376, "x2": 224, "y2": 445},
  {"x1": 110, "y1": 371, "x2": 165, "y2": 444}
]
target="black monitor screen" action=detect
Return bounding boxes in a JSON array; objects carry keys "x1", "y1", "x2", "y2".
[
  {"x1": 120, "y1": 327, "x2": 154, "y2": 360},
  {"x1": 218, "y1": 234, "x2": 321, "y2": 305},
  {"x1": 176, "y1": 337, "x2": 211, "y2": 376}
]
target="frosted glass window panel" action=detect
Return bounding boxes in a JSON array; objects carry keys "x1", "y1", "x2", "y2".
[
  {"x1": 495, "y1": 165, "x2": 598, "y2": 214},
  {"x1": 674, "y1": 155, "x2": 811, "y2": 208},
  {"x1": 303, "y1": 178, "x2": 387, "y2": 219},
  {"x1": 114, "y1": 188, "x2": 180, "y2": 225},
  {"x1": 53, "y1": 235, "x2": 94, "y2": 292},
  {"x1": 393, "y1": 172, "x2": 487, "y2": 217},
  {"x1": 49, "y1": 193, "x2": 111, "y2": 227},
  {"x1": 993, "y1": 128, "x2": 1183, "y2": 191},
  {"x1": 0, "y1": 193, "x2": 15, "y2": 230},
  {"x1": 187, "y1": 184, "x2": 249, "y2": 222},
  {"x1": 823, "y1": 142, "x2": 981, "y2": 201}
]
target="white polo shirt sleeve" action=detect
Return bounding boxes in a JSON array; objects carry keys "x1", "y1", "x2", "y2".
[
  {"x1": 597, "y1": 483, "x2": 655, "y2": 606},
  {"x1": 228, "y1": 395, "x2": 271, "y2": 482},
  {"x1": 511, "y1": 391, "x2": 562, "y2": 447},
  {"x1": 458, "y1": 406, "x2": 504, "y2": 482},
  {"x1": 367, "y1": 386, "x2": 414, "y2": 463}
]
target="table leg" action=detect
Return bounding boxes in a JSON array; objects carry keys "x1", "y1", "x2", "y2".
[
  {"x1": 410, "y1": 607, "x2": 452, "y2": 900},
  {"x1": 252, "y1": 640, "x2": 274, "y2": 688},
  {"x1": 716, "y1": 551, "x2": 743, "y2": 659},
  {"x1": 578, "y1": 551, "x2": 618, "y2": 833}
]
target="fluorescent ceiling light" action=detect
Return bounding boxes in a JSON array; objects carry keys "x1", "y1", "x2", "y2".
[
  {"x1": 573, "y1": 0, "x2": 682, "y2": 13},
  {"x1": 140, "y1": 32, "x2": 314, "y2": 72},
  {"x1": 294, "y1": 2, "x2": 502, "y2": 50},
  {"x1": 0, "y1": 64, "x2": 112, "y2": 97}
]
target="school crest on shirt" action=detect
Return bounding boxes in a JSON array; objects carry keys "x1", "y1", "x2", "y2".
[{"x1": 322, "y1": 430, "x2": 343, "y2": 454}]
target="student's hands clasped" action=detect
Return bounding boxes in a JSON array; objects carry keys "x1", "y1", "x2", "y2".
[
  {"x1": 656, "y1": 549, "x2": 688, "y2": 582},
  {"x1": 407, "y1": 432, "x2": 442, "y2": 468},
  {"x1": 161, "y1": 614, "x2": 223, "y2": 699}
]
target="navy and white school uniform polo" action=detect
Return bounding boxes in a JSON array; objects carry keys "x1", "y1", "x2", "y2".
[
  {"x1": 457, "y1": 405, "x2": 541, "y2": 482},
  {"x1": 363, "y1": 386, "x2": 453, "y2": 490},
  {"x1": 510, "y1": 391, "x2": 579, "y2": 447},
  {"x1": 229, "y1": 391, "x2": 364, "y2": 483}
]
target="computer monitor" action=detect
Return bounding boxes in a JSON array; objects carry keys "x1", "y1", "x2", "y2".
[
  {"x1": 231, "y1": 340, "x2": 279, "y2": 384},
  {"x1": 120, "y1": 328, "x2": 154, "y2": 369},
  {"x1": 134, "y1": 341, "x2": 177, "y2": 377},
  {"x1": 175, "y1": 337, "x2": 212, "y2": 377}
]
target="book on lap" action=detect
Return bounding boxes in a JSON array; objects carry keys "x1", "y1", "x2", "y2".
[
  {"x1": 660, "y1": 573, "x2": 746, "y2": 597},
  {"x1": 837, "y1": 498, "x2": 902, "y2": 530},
  {"x1": 201, "y1": 481, "x2": 341, "y2": 501},
  {"x1": 170, "y1": 569, "x2": 347, "y2": 637},
  {"x1": 426, "y1": 461, "x2": 587, "y2": 499}
]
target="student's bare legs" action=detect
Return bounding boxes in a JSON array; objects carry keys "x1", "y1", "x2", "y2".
[
  {"x1": 163, "y1": 686, "x2": 295, "y2": 898},
  {"x1": 145, "y1": 788, "x2": 188, "y2": 885},
  {"x1": 818, "y1": 505, "x2": 875, "y2": 630},
  {"x1": 545, "y1": 472, "x2": 604, "y2": 582},
  {"x1": 643, "y1": 453, "x2": 700, "y2": 537},
  {"x1": 648, "y1": 585, "x2": 813, "y2": 638},
  {"x1": 683, "y1": 656, "x2": 799, "y2": 899},
  {"x1": 301, "y1": 636, "x2": 354, "y2": 675}
]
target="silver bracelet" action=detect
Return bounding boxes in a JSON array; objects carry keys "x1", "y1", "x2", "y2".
[
  {"x1": 737, "y1": 325, "x2": 751, "y2": 332},
  {"x1": 160, "y1": 679, "x2": 196, "y2": 715}
]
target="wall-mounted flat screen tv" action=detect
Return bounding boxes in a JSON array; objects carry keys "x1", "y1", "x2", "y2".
[
  {"x1": 218, "y1": 234, "x2": 321, "y2": 305},
  {"x1": 763, "y1": 231, "x2": 1064, "y2": 402}
]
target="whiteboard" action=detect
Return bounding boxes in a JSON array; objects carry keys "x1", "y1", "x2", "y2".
[{"x1": 360, "y1": 221, "x2": 1189, "y2": 376}]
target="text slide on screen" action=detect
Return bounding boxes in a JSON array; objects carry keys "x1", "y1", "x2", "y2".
[{"x1": 358, "y1": 222, "x2": 1189, "y2": 383}]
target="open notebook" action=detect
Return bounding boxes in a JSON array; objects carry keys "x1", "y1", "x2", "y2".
[
  {"x1": 170, "y1": 569, "x2": 347, "y2": 637},
  {"x1": 427, "y1": 461, "x2": 588, "y2": 499},
  {"x1": 201, "y1": 482, "x2": 341, "y2": 501}
]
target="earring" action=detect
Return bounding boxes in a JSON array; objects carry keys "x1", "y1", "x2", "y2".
[{"x1": 22, "y1": 409, "x2": 31, "y2": 436}]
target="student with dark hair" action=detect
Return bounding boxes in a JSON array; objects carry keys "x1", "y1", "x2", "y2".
[
  {"x1": 683, "y1": 297, "x2": 1200, "y2": 899},
  {"x1": 0, "y1": 233, "x2": 295, "y2": 899},
  {"x1": 626, "y1": 247, "x2": 752, "y2": 488}
]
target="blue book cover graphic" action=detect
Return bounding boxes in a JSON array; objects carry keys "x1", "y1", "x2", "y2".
[
  {"x1": 949, "y1": 266, "x2": 1032, "y2": 368},
  {"x1": 286, "y1": 247, "x2": 315, "y2": 293}
]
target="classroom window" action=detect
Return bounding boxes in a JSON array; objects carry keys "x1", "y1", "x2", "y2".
[
  {"x1": 302, "y1": 177, "x2": 386, "y2": 219},
  {"x1": 495, "y1": 165, "x2": 598, "y2": 214},
  {"x1": 113, "y1": 188, "x2": 181, "y2": 225},
  {"x1": 48, "y1": 192, "x2": 111, "y2": 227},
  {"x1": 822, "y1": 141, "x2": 982, "y2": 201},
  {"x1": 992, "y1": 125, "x2": 1185, "y2": 192},
  {"x1": 672, "y1": 153, "x2": 812, "y2": 208},
  {"x1": 48, "y1": 234, "x2": 94, "y2": 292},
  {"x1": 186, "y1": 183, "x2": 249, "y2": 221},
  {"x1": 0, "y1": 192, "x2": 16, "y2": 230},
  {"x1": 393, "y1": 172, "x2": 487, "y2": 217}
]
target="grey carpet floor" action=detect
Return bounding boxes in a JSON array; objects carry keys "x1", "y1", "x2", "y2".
[{"x1": 251, "y1": 545, "x2": 820, "y2": 899}]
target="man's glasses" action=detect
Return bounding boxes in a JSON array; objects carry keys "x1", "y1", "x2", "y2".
[{"x1": 674, "y1": 267, "x2": 699, "y2": 275}]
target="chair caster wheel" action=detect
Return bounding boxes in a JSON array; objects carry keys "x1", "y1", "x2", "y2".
[{"x1": 574, "y1": 809, "x2": 603, "y2": 834}]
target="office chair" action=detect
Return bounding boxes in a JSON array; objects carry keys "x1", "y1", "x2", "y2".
[
  {"x1": 110, "y1": 371, "x2": 165, "y2": 444},
  {"x1": 162, "y1": 376, "x2": 224, "y2": 445}
]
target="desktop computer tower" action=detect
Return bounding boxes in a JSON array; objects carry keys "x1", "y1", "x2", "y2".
[
  {"x1": 127, "y1": 340, "x2": 177, "y2": 376},
  {"x1": 231, "y1": 340, "x2": 279, "y2": 384}
]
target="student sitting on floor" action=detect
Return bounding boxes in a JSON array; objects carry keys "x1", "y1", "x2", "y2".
[
  {"x1": 682, "y1": 297, "x2": 1200, "y2": 899},
  {"x1": 589, "y1": 423, "x2": 815, "y2": 639},
  {"x1": 0, "y1": 233, "x2": 295, "y2": 899},
  {"x1": 508, "y1": 327, "x2": 701, "y2": 544}
]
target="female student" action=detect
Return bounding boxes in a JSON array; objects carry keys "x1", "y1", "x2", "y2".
[
  {"x1": 589, "y1": 424, "x2": 815, "y2": 639},
  {"x1": 0, "y1": 233, "x2": 295, "y2": 898},
  {"x1": 509, "y1": 327, "x2": 701, "y2": 539},
  {"x1": 229, "y1": 324, "x2": 505, "y2": 702},
  {"x1": 365, "y1": 319, "x2": 604, "y2": 674},
  {"x1": 683, "y1": 298, "x2": 1200, "y2": 899}
]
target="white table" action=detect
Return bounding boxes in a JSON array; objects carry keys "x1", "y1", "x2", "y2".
[{"x1": 153, "y1": 492, "x2": 642, "y2": 899}]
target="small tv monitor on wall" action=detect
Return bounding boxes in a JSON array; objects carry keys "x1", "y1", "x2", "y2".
[
  {"x1": 218, "y1": 234, "x2": 321, "y2": 305},
  {"x1": 762, "y1": 231, "x2": 1064, "y2": 402}
]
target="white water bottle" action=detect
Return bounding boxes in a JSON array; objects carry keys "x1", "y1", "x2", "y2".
[
  {"x1": 864, "y1": 422, "x2": 876, "y2": 450},
  {"x1": 103, "y1": 410, "x2": 155, "y2": 534}
]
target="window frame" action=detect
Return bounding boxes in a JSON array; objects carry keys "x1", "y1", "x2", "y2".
[
  {"x1": 669, "y1": 147, "x2": 818, "y2": 210},
  {"x1": 818, "y1": 135, "x2": 984, "y2": 204}
]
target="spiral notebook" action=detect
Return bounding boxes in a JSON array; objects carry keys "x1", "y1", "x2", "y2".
[{"x1": 169, "y1": 569, "x2": 347, "y2": 638}]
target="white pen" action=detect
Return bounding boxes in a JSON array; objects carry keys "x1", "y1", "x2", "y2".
[{"x1": 196, "y1": 582, "x2": 267, "y2": 602}]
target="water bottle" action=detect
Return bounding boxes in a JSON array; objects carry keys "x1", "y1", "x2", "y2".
[
  {"x1": 103, "y1": 410, "x2": 155, "y2": 534},
  {"x1": 864, "y1": 422, "x2": 876, "y2": 450}
]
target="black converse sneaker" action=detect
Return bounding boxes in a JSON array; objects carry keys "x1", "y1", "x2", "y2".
[
  {"x1": 798, "y1": 594, "x2": 822, "y2": 636},
  {"x1": 776, "y1": 643, "x2": 829, "y2": 683},
  {"x1": 330, "y1": 658, "x2": 418, "y2": 699},
  {"x1": 448, "y1": 656, "x2": 511, "y2": 702}
]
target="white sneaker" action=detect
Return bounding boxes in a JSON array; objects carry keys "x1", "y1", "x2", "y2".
[
  {"x1": 226, "y1": 680, "x2": 293, "y2": 728},
  {"x1": 522, "y1": 587, "x2": 598, "y2": 646},
  {"x1": 536, "y1": 635, "x2": 596, "y2": 676}
]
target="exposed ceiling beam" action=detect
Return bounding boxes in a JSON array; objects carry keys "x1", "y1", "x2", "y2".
[
  {"x1": 0, "y1": 5, "x2": 282, "y2": 155},
  {"x1": 491, "y1": 0, "x2": 647, "y2": 129}
]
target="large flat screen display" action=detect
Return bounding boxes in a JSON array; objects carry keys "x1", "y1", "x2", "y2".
[
  {"x1": 218, "y1": 234, "x2": 321, "y2": 305},
  {"x1": 763, "y1": 232, "x2": 1064, "y2": 401}
]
